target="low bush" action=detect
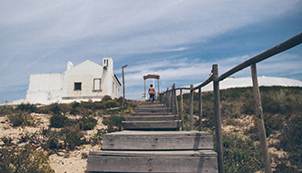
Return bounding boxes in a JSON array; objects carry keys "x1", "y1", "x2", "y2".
[
  {"x1": 222, "y1": 133, "x2": 263, "y2": 173},
  {"x1": 61, "y1": 125, "x2": 87, "y2": 150},
  {"x1": 49, "y1": 114, "x2": 69, "y2": 128},
  {"x1": 103, "y1": 115, "x2": 125, "y2": 127},
  {"x1": 45, "y1": 137, "x2": 61, "y2": 150},
  {"x1": 79, "y1": 100, "x2": 94, "y2": 109},
  {"x1": 48, "y1": 103, "x2": 62, "y2": 114},
  {"x1": 105, "y1": 100, "x2": 120, "y2": 108},
  {"x1": 15, "y1": 103, "x2": 37, "y2": 113},
  {"x1": 91, "y1": 102, "x2": 106, "y2": 110},
  {"x1": 251, "y1": 114, "x2": 284, "y2": 137},
  {"x1": 277, "y1": 117, "x2": 302, "y2": 170},
  {"x1": 102, "y1": 95, "x2": 112, "y2": 102},
  {"x1": 7, "y1": 111, "x2": 37, "y2": 127},
  {"x1": 78, "y1": 116, "x2": 97, "y2": 130},
  {"x1": 0, "y1": 106, "x2": 13, "y2": 116},
  {"x1": 102, "y1": 115, "x2": 125, "y2": 132},
  {"x1": 59, "y1": 104, "x2": 72, "y2": 115},
  {"x1": 0, "y1": 142, "x2": 54, "y2": 173}
]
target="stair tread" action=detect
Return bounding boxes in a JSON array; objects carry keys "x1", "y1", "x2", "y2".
[{"x1": 89, "y1": 150, "x2": 217, "y2": 157}]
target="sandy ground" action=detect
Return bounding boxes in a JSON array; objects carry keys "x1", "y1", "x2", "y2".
[{"x1": 0, "y1": 113, "x2": 106, "y2": 173}]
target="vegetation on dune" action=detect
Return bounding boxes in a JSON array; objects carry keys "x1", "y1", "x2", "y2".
[
  {"x1": 0, "y1": 96, "x2": 138, "y2": 172},
  {"x1": 179, "y1": 86, "x2": 302, "y2": 172},
  {"x1": 0, "y1": 140, "x2": 54, "y2": 173}
]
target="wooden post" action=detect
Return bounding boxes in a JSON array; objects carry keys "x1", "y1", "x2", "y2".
[
  {"x1": 157, "y1": 79, "x2": 160, "y2": 100},
  {"x1": 198, "y1": 87, "x2": 202, "y2": 131},
  {"x1": 122, "y1": 67, "x2": 126, "y2": 107},
  {"x1": 170, "y1": 87, "x2": 173, "y2": 111},
  {"x1": 213, "y1": 64, "x2": 223, "y2": 173},
  {"x1": 251, "y1": 64, "x2": 272, "y2": 173},
  {"x1": 189, "y1": 84, "x2": 194, "y2": 131},
  {"x1": 167, "y1": 88, "x2": 170, "y2": 109},
  {"x1": 174, "y1": 86, "x2": 179, "y2": 116},
  {"x1": 144, "y1": 80, "x2": 146, "y2": 100},
  {"x1": 172, "y1": 84, "x2": 176, "y2": 114},
  {"x1": 180, "y1": 88, "x2": 184, "y2": 129}
]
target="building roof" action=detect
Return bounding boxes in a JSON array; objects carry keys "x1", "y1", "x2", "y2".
[{"x1": 114, "y1": 74, "x2": 122, "y2": 86}]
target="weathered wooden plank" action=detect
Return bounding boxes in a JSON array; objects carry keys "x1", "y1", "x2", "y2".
[
  {"x1": 87, "y1": 151, "x2": 218, "y2": 173},
  {"x1": 140, "y1": 104, "x2": 165, "y2": 108},
  {"x1": 90, "y1": 150, "x2": 217, "y2": 157},
  {"x1": 103, "y1": 131, "x2": 213, "y2": 150},
  {"x1": 132, "y1": 112, "x2": 172, "y2": 116},
  {"x1": 125, "y1": 115, "x2": 178, "y2": 121},
  {"x1": 134, "y1": 107, "x2": 170, "y2": 113},
  {"x1": 122, "y1": 120, "x2": 181, "y2": 130},
  {"x1": 105, "y1": 130, "x2": 211, "y2": 136}
]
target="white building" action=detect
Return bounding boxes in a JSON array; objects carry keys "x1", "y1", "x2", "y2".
[{"x1": 25, "y1": 58, "x2": 121, "y2": 104}]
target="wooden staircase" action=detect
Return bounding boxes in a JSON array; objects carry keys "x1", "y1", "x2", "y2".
[
  {"x1": 122, "y1": 101, "x2": 181, "y2": 131},
  {"x1": 86, "y1": 101, "x2": 218, "y2": 173}
]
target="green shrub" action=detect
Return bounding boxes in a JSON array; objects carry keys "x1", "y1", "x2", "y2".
[
  {"x1": 0, "y1": 106, "x2": 13, "y2": 116},
  {"x1": 105, "y1": 100, "x2": 120, "y2": 108},
  {"x1": 103, "y1": 115, "x2": 125, "y2": 127},
  {"x1": 70, "y1": 107, "x2": 80, "y2": 115},
  {"x1": 78, "y1": 116, "x2": 97, "y2": 130},
  {"x1": 102, "y1": 115, "x2": 125, "y2": 132},
  {"x1": 59, "y1": 104, "x2": 72, "y2": 115},
  {"x1": 44, "y1": 103, "x2": 61, "y2": 114},
  {"x1": 92, "y1": 102, "x2": 106, "y2": 110},
  {"x1": 252, "y1": 114, "x2": 284, "y2": 137},
  {"x1": 7, "y1": 111, "x2": 37, "y2": 127},
  {"x1": 69, "y1": 101, "x2": 80, "y2": 109},
  {"x1": 0, "y1": 142, "x2": 54, "y2": 173},
  {"x1": 115, "y1": 97, "x2": 123, "y2": 106},
  {"x1": 222, "y1": 133, "x2": 263, "y2": 173},
  {"x1": 79, "y1": 101, "x2": 94, "y2": 109},
  {"x1": 241, "y1": 98, "x2": 254, "y2": 115},
  {"x1": 102, "y1": 95, "x2": 112, "y2": 102},
  {"x1": 15, "y1": 103, "x2": 37, "y2": 113},
  {"x1": 61, "y1": 125, "x2": 86, "y2": 150},
  {"x1": 277, "y1": 117, "x2": 302, "y2": 169},
  {"x1": 42, "y1": 137, "x2": 62, "y2": 150},
  {"x1": 49, "y1": 114, "x2": 69, "y2": 128}
]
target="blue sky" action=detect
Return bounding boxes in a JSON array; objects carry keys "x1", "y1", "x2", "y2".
[{"x1": 0, "y1": 0, "x2": 302, "y2": 103}]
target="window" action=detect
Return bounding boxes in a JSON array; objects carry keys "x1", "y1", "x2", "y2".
[
  {"x1": 93, "y1": 78, "x2": 101, "y2": 91},
  {"x1": 74, "y1": 82, "x2": 82, "y2": 91}
]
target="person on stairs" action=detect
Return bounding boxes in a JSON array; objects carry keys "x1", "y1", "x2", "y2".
[{"x1": 148, "y1": 84, "x2": 156, "y2": 102}]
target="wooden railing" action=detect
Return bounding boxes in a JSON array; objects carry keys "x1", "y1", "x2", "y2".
[{"x1": 159, "y1": 32, "x2": 302, "y2": 173}]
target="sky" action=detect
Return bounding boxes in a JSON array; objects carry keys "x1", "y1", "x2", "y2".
[{"x1": 0, "y1": 0, "x2": 302, "y2": 103}]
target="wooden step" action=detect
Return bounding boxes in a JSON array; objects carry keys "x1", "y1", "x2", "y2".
[
  {"x1": 134, "y1": 107, "x2": 170, "y2": 113},
  {"x1": 103, "y1": 131, "x2": 213, "y2": 150},
  {"x1": 132, "y1": 112, "x2": 173, "y2": 116},
  {"x1": 139, "y1": 105, "x2": 167, "y2": 109},
  {"x1": 125, "y1": 115, "x2": 178, "y2": 121},
  {"x1": 86, "y1": 150, "x2": 218, "y2": 173},
  {"x1": 122, "y1": 120, "x2": 181, "y2": 130}
]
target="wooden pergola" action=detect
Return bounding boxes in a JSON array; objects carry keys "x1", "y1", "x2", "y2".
[{"x1": 143, "y1": 74, "x2": 160, "y2": 100}]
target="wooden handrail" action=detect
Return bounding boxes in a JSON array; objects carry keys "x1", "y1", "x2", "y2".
[
  {"x1": 217, "y1": 32, "x2": 302, "y2": 82},
  {"x1": 159, "y1": 32, "x2": 302, "y2": 173}
]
